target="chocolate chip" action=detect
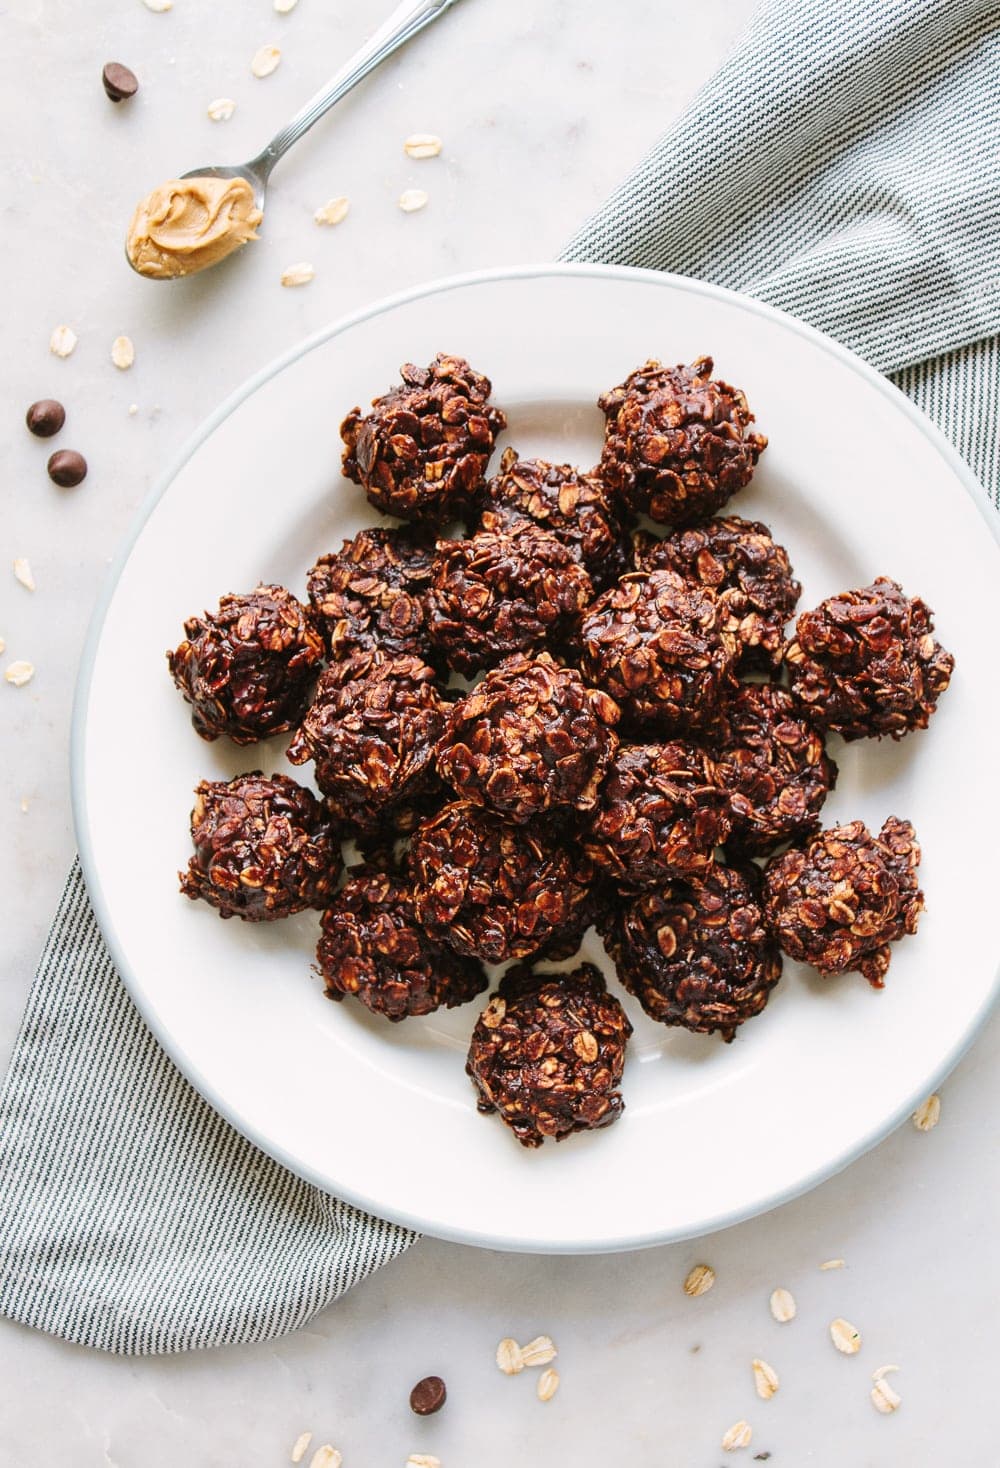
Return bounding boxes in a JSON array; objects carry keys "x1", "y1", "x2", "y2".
[
  {"x1": 409, "y1": 1375, "x2": 447, "y2": 1415},
  {"x1": 25, "y1": 399, "x2": 66, "y2": 438},
  {"x1": 102, "y1": 62, "x2": 139, "y2": 103},
  {"x1": 47, "y1": 449, "x2": 87, "y2": 487}
]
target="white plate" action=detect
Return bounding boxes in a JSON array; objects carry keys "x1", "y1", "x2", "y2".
[{"x1": 74, "y1": 265, "x2": 1000, "y2": 1253}]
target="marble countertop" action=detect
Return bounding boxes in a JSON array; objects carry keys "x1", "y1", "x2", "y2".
[{"x1": 3, "y1": 0, "x2": 996, "y2": 1461}]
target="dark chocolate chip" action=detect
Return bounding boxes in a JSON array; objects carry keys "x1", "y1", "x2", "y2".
[
  {"x1": 409, "y1": 1375, "x2": 447, "y2": 1415},
  {"x1": 102, "y1": 62, "x2": 139, "y2": 103},
  {"x1": 25, "y1": 399, "x2": 66, "y2": 438},
  {"x1": 47, "y1": 449, "x2": 87, "y2": 487}
]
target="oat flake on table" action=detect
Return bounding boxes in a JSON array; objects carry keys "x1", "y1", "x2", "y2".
[
  {"x1": 142, "y1": 0, "x2": 173, "y2": 10},
  {"x1": 275, "y1": 0, "x2": 299, "y2": 10},
  {"x1": 683, "y1": 1263, "x2": 715, "y2": 1296},
  {"x1": 49, "y1": 324, "x2": 77, "y2": 358},
  {"x1": 315, "y1": 196, "x2": 350, "y2": 225},
  {"x1": 207, "y1": 97, "x2": 236, "y2": 122},
  {"x1": 496, "y1": 1336, "x2": 524, "y2": 1374},
  {"x1": 308, "y1": 1447, "x2": 341, "y2": 1468},
  {"x1": 752, "y1": 1358, "x2": 779, "y2": 1399},
  {"x1": 830, "y1": 1317, "x2": 862, "y2": 1354},
  {"x1": 537, "y1": 1367, "x2": 560, "y2": 1402},
  {"x1": 721, "y1": 1419, "x2": 753, "y2": 1451},
  {"x1": 290, "y1": 1431, "x2": 312, "y2": 1463},
  {"x1": 111, "y1": 335, "x2": 135, "y2": 370},
  {"x1": 13, "y1": 558, "x2": 35, "y2": 592},
  {"x1": 398, "y1": 188, "x2": 429, "y2": 213},
  {"x1": 404, "y1": 133, "x2": 443, "y2": 159},
  {"x1": 251, "y1": 43, "x2": 282, "y2": 78},
  {"x1": 871, "y1": 1374, "x2": 902, "y2": 1413},
  {"x1": 769, "y1": 1286, "x2": 796, "y2": 1322},
  {"x1": 5, "y1": 661, "x2": 35, "y2": 688},
  {"x1": 519, "y1": 1334, "x2": 558, "y2": 1366},
  {"x1": 281, "y1": 262, "x2": 315, "y2": 287},
  {"x1": 912, "y1": 1093, "x2": 941, "y2": 1130}
]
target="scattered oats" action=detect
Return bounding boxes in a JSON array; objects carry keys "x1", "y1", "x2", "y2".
[
  {"x1": 496, "y1": 1337, "x2": 523, "y2": 1375},
  {"x1": 20, "y1": 796, "x2": 29, "y2": 813},
  {"x1": 683, "y1": 1263, "x2": 715, "y2": 1297},
  {"x1": 275, "y1": 0, "x2": 299, "y2": 10},
  {"x1": 142, "y1": 0, "x2": 173, "y2": 11},
  {"x1": 830, "y1": 1317, "x2": 862, "y2": 1354},
  {"x1": 291, "y1": 1432, "x2": 313, "y2": 1463},
  {"x1": 520, "y1": 1334, "x2": 558, "y2": 1367},
  {"x1": 721, "y1": 1420, "x2": 753, "y2": 1451},
  {"x1": 398, "y1": 188, "x2": 429, "y2": 213},
  {"x1": 308, "y1": 1448, "x2": 342, "y2": 1468},
  {"x1": 5, "y1": 661, "x2": 35, "y2": 688},
  {"x1": 404, "y1": 133, "x2": 443, "y2": 159},
  {"x1": 251, "y1": 43, "x2": 282, "y2": 78},
  {"x1": 405, "y1": 1458, "x2": 441, "y2": 1468},
  {"x1": 871, "y1": 1375, "x2": 901, "y2": 1414},
  {"x1": 820, "y1": 1258, "x2": 845, "y2": 1270},
  {"x1": 111, "y1": 335, "x2": 135, "y2": 370},
  {"x1": 314, "y1": 195, "x2": 350, "y2": 226},
  {"x1": 537, "y1": 1367, "x2": 560, "y2": 1402},
  {"x1": 50, "y1": 325, "x2": 77, "y2": 358},
  {"x1": 128, "y1": 403, "x2": 139, "y2": 416},
  {"x1": 873, "y1": 1363, "x2": 900, "y2": 1381},
  {"x1": 207, "y1": 96, "x2": 236, "y2": 122},
  {"x1": 912, "y1": 1093, "x2": 941, "y2": 1131},
  {"x1": 281, "y1": 262, "x2": 315, "y2": 287},
  {"x1": 769, "y1": 1287, "x2": 796, "y2": 1323},
  {"x1": 13, "y1": 558, "x2": 35, "y2": 592},
  {"x1": 752, "y1": 1359, "x2": 779, "y2": 1400}
]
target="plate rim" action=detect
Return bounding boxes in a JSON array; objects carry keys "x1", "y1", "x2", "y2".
[{"x1": 71, "y1": 262, "x2": 1000, "y2": 1253}]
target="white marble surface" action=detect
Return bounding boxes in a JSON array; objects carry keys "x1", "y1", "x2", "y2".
[{"x1": 2, "y1": 0, "x2": 997, "y2": 1462}]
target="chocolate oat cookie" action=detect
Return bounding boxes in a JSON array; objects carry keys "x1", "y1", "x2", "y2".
[
  {"x1": 179, "y1": 772, "x2": 341, "y2": 921},
  {"x1": 635, "y1": 516, "x2": 800, "y2": 671},
  {"x1": 784, "y1": 577, "x2": 954, "y2": 740},
  {"x1": 340, "y1": 353, "x2": 506, "y2": 524},
  {"x1": 409, "y1": 800, "x2": 593, "y2": 964},
  {"x1": 436, "y1": 652, "x2": 620, "y2": 823},
  {"x1": 317, "y1": 866, "x2": 487, "y2": 1021},
  {"x1": 306, "y1": 526, "x2": 437, "y2": 666},
  {"x1": 578, "y1": 568, "x2": 738, "y2": 731},
  {"x1": 477, "y1": 449, "x2": 630, "y2": 590},
  {"x1": 585, "y1": 740, "x2": 731, "y2": 887},
  {"x1": 428, "y1": 526, "x2": 593, "y2": 676},
  {"x1": 167, "y1": 584, "x2": 324, "y2": 744},
  {"x1": 763, "y1": 816, "x2": 923, "y2": 987},
  {"x1": 287, "y1": 649, "x2": 447, "y2": 834},
  {"x1": 466, "y1": 962, "x2": 632, "y2": 1148},
  {"x1": 598, "y1": 357, "x2": 767, "y2": 525},
  {"x1": 601, "y1": 862, "x2": 782, "y2": 1041},
  {"x1": 709, "y1": 682, "x2": 837, "y2": 858}
]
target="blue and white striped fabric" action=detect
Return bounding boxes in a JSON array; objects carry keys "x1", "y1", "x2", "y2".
[{"x1": 2, "y1": 0, "x2": 998, "y2": 1354}]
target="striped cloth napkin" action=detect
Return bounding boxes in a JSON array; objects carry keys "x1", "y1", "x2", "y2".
[{"x1": 2, "y1": 0, "x2": 998, "y2": 1354}]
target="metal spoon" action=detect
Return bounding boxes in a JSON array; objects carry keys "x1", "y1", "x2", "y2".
[{"x1": 128, "y1": 0, "x2": 462, "y2": 276}]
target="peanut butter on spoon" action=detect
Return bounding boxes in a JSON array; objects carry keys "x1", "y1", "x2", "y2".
[{"x1": 125, "y1": 175, "x2": 263, "y2": 280}]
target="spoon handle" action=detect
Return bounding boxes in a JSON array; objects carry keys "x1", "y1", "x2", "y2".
[{"x1": 253, "y1": 0, "x2": 463, "y2": 177}]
